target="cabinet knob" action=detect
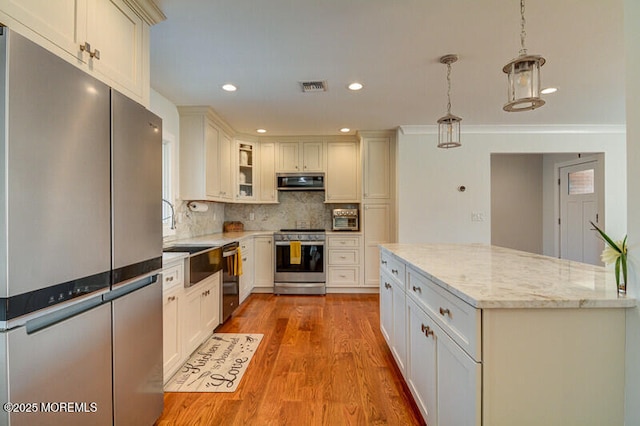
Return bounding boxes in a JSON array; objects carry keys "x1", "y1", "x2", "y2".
[
  {"x1": 412, "y1": 286, "x2": 422, "y2": 293},
  {"x1": 439, "y1": 307, "x2": 451, "y2": 318}
]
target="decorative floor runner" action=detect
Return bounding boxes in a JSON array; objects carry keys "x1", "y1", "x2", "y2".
[{"x1": 164, "y1": 333, "x2": 263, "y2": 393}]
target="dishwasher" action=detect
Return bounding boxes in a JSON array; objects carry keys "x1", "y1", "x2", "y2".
[{"x1": 221, "y1": 242, "x2": 240, "y2": 322}]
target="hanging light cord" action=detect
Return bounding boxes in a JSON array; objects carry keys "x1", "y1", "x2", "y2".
[
  {"x1": 519, "y1": 0, "x2": 527, "y2": 55},
  {"x1": 446, "y1": 62, "x2": 452, "y2": 115}
]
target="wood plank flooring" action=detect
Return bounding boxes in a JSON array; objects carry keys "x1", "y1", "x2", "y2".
[{"x1": 156, "y1": 294, "x2": 425, "y2": 426}]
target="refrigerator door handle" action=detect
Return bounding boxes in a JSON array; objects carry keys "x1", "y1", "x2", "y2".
[
  {"x1": 25, "y1": 295, "x2": 103, "y2": 334},
  {"x1": 104, "y1": 273, "x2": 160, "y2": 303}
]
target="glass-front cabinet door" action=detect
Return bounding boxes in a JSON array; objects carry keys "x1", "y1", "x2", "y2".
[{"x1": 237, "y1": 141, "x2": 254, "y2": 200}]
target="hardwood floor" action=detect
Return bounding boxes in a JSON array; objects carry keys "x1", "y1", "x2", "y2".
[{"x1": 156, "y1": 294, "x2": 425, "y2": 426}]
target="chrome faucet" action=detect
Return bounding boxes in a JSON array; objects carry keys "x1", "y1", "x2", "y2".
[{"x1": 162, "y1": 198, "x2": 176, "y2": 230}]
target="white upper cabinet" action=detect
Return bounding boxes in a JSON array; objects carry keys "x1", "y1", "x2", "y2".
[
  {"x1": 325, "y1": 140, "x2": 360, "y2": 202},
  {"x1": 236, "y1": 141, "x2": 255, "y2": 201},
  {"x1": 179, "y1": 106, "x2": 235, "y2": 202},
  {"x1": 219, "y1": 132, "x2": 233, "y2": 200},
  {"x1": 277, "y1": 140, "x2": 323, "y2": 172},
  {"x1": 362, "y1": 136, "x2": 392, "y2": 200},
  {"x1": 0, "y1": 0, "x2": 164, "y2": 105},
  {"x1": 85, "y1": 0, "x2": 145, "y2": 101},
  {"x1": 258, "y1": 142, "x2": 278, "y2": 203}
]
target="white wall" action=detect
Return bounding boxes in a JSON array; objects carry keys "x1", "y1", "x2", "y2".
[
  {"x1": 624, "y1": 0, "x2": 640, "y2": 423},
  {"x1": 397, "y1": 129, "x2": 627, "y2": 245},
  {"x1": 149, "y1": 89, "x2": 180, "y2": 142},
  {"x1": 491, "y1": 154, "x2": 543, "y2": 254}
]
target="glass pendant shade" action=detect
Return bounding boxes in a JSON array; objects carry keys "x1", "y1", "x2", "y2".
[
  {"x1": 437, "y1": 113, "x2": 462, "y2": 149},
  {"x1": 503, "y1": 54, "x2": 546, "y2": 111}
]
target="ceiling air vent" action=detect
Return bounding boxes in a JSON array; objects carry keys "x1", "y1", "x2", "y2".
[{"x1": 300, "y1": 81, "x2": 327, "y2": 92}]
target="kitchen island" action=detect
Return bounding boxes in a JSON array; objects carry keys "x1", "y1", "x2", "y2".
[{"x1": 379, "y1": 243, "x2": 635, "y2": 426}]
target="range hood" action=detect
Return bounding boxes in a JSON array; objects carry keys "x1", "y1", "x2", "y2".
[{"x1": 276, "y1": 172, "x2": 324, "y2": 191}]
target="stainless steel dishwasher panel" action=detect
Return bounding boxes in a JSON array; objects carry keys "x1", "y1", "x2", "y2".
[
  {"x1": 111, "y1": 277, "x2": 163, "y2": 425},
  {"x1": 1, "y1": 301, "x2": 113, "y2": 426}
]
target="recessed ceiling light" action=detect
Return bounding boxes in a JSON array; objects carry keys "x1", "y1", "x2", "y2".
[
  {"x1": 340, "y1": 128, "x2": 351, "y2": 133},
  {"x1": 256, "y1": 128, "x2": 267, "y2": 134},
  {"x1": 541, "y1": 87, "x2": 558, "y2": 94},
  {"x1": 348, "y1": 82, "x2": 363, "y2": 91},
  {"x1": 222, "y1": 83, "x2": 237, "y2": 92}
]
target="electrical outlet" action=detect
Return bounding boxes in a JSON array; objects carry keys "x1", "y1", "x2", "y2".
[
  {"x1": 249, "y1": 212, "x2": 255, "y2": 221},
  {"x1": 471, "y1": 212, "x2": 485, "y2": 222}
]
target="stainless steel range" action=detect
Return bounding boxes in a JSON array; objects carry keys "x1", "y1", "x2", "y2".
[{"x1": 274, "y1": 229, "x2": 326, "y2": 295}]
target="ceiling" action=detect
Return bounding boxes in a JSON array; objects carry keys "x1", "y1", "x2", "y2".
[{"x1": 150, "y1": 0, "x2": 626, "y2": 136}]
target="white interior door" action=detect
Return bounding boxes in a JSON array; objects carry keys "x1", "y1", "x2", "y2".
[{"x1": 559, "y1": 160, "x2": 603, "y2": 265}]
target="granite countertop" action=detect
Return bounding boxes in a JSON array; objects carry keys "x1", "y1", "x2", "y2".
[{"x1": 380, "y1": 243, "x2": 636, "y2": 309}]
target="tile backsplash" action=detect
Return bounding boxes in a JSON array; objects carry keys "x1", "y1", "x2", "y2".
[
  {"x1": 225, "y1": 191, "x2": 333, "y2": 230},
  {"x1": 164, "y1": 192, "x2": 359, "y2": 243},
  {"x1": 163, "y1": 200, "x2": 225, "y2": 243}
]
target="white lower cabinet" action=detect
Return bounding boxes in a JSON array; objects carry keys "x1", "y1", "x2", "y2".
[
  {"x1": 382, "y1": 247, "x2": 481, "y2": 426},
  {"x1": 407, "y1": 296, "x2": 480, "y2": 426},
  {"x1": 162, "y1": 258, "x2": 185, "y2": 381},
  {"x1": 380, "y1": 268, "x2": 406, "y2": 374},
  {"x1": 162, "y1": 259, "x2": 221, "y2": 382},
  {"x1": 253, "y1": 235, "x2": 274, "y2": 292},
  {"x1": 239, "y1": 237, "x2": 255, "y2": 303},
  {"x1": 182, "y1": 272, "x2": 220, "y2": 357},
  {"x1": 327, "y1": 234, "x2": 361, "y2": 289},
  {"x1": 381, "y1": 246, "x2": 626, "y2": 426},
  {"x1": 162, "y1": 260, "x2": 184, "y2": 382},
  {"x1": 406, "y1": 297, "x2": 438, "y2": 424}
]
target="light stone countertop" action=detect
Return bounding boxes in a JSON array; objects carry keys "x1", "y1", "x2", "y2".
[
  {"x1": 162, "y1": 251, "x2": 188, "y2": 266},
  {"x1": 164, "y1": 230, "x2": 275, "y2": 249},
  {"x1": 380, "y1": 243, "x2": 636, "y2": 309}
]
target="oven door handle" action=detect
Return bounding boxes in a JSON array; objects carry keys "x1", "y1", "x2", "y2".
[
  {"x1": 275, "y1": 241, "x2": 325, "y2": 246},
  {"x1": 223, "y1": 248, "x2": 238, "y2": 258}
]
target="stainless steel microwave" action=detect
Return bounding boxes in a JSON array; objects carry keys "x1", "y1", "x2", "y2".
[
  {"x1": 276, "y1": 173, "x2": 324, "y2": 191},
  {"x1": 332, "y1": 208, "x2": 358, "y2": 231}
]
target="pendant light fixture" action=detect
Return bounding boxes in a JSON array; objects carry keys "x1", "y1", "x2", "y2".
[
  {"x1": 437, "y1": 54, "x2": 462, "y2": 149},
  {"x1": 503, "y1": 0, "x2": 546, "y2": 112}
]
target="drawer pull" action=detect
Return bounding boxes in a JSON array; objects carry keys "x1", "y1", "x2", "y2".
[
  {"x1": 439, "y1": 307, "x2": 451, "y2": 318},
  {"x1": 165, "y1": 276, "x2": 174, "y2": 282},
  {"x1": 412, "y1": 286, "x2": 422, "y2": 293},
  {"x1": 425, "y1": 327, "x2": 434, "y2": 338},
  {"x1": 421, "y1": 324, "x2": 434, "y2": 338},
  {"x1": 381, "y1": 260, "x2": 388, "y2": 265},
  {"x1": 391, "y1": 269, "x2": 399, "y2": 274},
  {"x1": 384, "y1": 282, "x2": 392, "y2": 289},
  {"x1": 167, "y1": 296, "x2": 176, "y2": 302}
]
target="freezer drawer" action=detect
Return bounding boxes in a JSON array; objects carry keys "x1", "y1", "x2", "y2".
[
  {"x1": 111, "y1": 278, "x2": 163, "y2": 425},
  {"x1": 0, "y1": 301, "x2": 113, "y2": 426}
]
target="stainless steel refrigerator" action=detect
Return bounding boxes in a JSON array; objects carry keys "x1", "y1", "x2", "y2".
[{"x1": 0, "y1": 27, "x2": 163, "y2": 425}]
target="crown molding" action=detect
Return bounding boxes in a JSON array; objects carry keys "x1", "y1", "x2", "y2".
[
  {"x1": 125, "y1": 0, "x2": 167, "y2": 25},
  {"x1": 399, "y1": 124, "x2": 627, "y2": 135}
]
